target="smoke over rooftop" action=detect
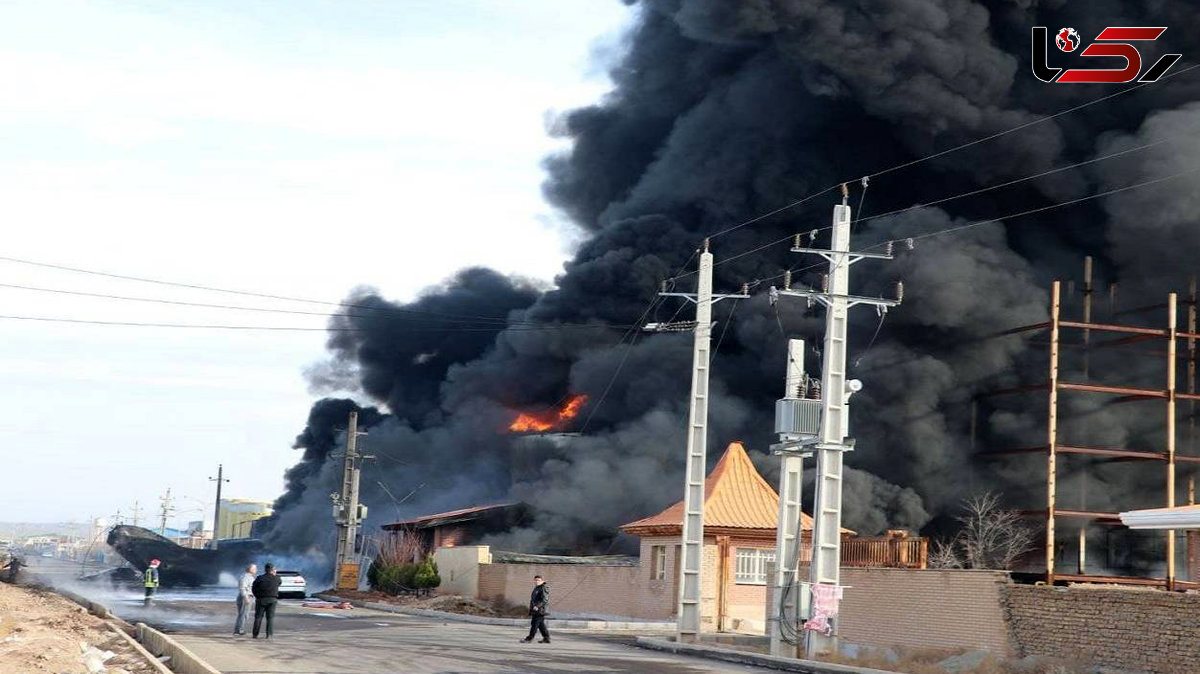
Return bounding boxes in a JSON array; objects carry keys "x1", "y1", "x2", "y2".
[{"x1": 262, "y1": 1, "x2": 1200, "y2": 570}]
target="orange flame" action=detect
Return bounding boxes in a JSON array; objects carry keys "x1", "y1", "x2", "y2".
[{"x1": 509, "y1": 394, "x2": 589, "y2": 432}]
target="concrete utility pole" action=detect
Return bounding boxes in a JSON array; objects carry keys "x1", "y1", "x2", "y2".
[
  {"x1": 779, "y1": 187, "x2": 901, "y2": 656},
  {"x1": 158, "y1": 488, "x2": 174, "y2": 537},
  {"x1": 333, "y1": 412, "x2": 369, "y2": 590},
  {"x1": 208, "y1": 465, "x2": 229, "y2": 550},
  {"x1": 648, "y1": 240, "x2": 747, "y2": 643},
  {"x1": 770, "y1": 338, "x2": 813, "y2": 656}
]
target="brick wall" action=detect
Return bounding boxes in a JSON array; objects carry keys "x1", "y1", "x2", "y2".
[
  {"x1": 477, "y1": 559, "x2": 673, "y2": 620},
  {"x1": 833, "y1": 568, "x2": 1013, "y2": 655},
  {"x1": 1005, "y1": 585, "x2": 1200, "y2": 674}
]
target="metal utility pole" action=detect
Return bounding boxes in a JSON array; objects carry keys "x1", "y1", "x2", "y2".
[
  {"x1": 779, "y1": 187, "x2": 901, "y2": 656},
  {"x1": 208, "y1": 465, "x2": 229, "y2": 550},
  {"x1": 647, "y1": 240, "x2": 748, "y2": 643},
  {"x1": 333, "y1": 412, "x2": 369, "y2": 591},
  {"x1": 1078, "y1": 257, "x2": 1093, "y2": 574},
  {"x1": 1167, "y1": 293, "x2": 1178, "y2": 589},
  {"x1": 770, "y1": 338, "x2": 813, "y2": 656},
  {"x1": 131, "y1": 501, "x2": 142, "y2": 527}
]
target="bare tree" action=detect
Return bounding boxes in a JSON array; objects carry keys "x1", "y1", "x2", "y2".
[
  {"x1": 928, "y1": 493, "x2": 1034, "y2": 570},
  {"x1": 957, "y1": 492, "x2": 1035, "y2": 570},
  {"x1": 927, "y1": 539, "x2": 964, "y2": 569},
  {"x1": 378, "y1": 525, "x2": 427, "y2": 566}
]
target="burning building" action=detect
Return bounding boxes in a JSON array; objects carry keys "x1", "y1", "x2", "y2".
[{"x1": 260, "y1": 1, "x2": 1200, "y2": 580}]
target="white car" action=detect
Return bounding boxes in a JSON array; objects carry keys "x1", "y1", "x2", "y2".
[{"x1": 276, "y1": 570, "x2": 306, "y2": 599}]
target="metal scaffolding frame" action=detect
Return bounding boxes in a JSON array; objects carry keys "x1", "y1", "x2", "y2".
[{"x1": 978, "y1": 262, "x2": 1200, "y2": 590}]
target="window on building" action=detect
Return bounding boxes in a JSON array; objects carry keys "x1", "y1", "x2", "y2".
[
  {"x1": 735, "y1": 547, "x2": 776, "y2": 585},
  {"x1": 650, "y1": 545, "x2": 667, "y2": 580}
]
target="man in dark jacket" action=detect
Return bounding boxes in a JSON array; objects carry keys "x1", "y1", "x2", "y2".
[
  {"x1": 520, "y1": 575, "x2": 550, "y2": 643},
  {"x1": 251, "y1": 563, "x2": 282, "y2": 639}
]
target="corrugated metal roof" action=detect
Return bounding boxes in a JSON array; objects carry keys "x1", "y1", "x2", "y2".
[
  {"x1": 382, "y1": 502, "x2": 519, "y2": 530},
  {"x1": 620, "y1": 442, "x2": 833, "y2": 534}
]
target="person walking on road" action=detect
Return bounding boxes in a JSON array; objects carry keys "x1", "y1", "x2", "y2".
[
  {"x1": 143, "y1": 559, "x2": 160, "y2": 606},
  {"x1": 251, "y1": 563, "x2": 282, "y2": 639},
  {"x1": 520, "y1": 575, "x2": 550, "y2": 644},
  {"x1": 234, "y1": 563, "x2": 257, "y2": 636}
]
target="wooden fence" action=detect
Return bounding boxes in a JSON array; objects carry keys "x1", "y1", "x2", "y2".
[{"x1": 840, "y1": 536, "x2": 928, "y2": 569}]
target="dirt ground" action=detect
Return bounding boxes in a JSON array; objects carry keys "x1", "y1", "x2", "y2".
[
  {"x1": 0, "y1": 582, "x2": 158, "y2": 674},
  {"x1": 321, "y1": 589, "x2": 528, "y2": 618}
]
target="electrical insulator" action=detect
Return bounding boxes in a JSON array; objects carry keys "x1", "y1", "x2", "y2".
[
  {"x1": 660, "y1": 279, "x2": 668, "y2": 293},
  {"x1": 896, "y1": 281, "x2": 905, "y2": 302},
  {"x1": 783, "y1": 270, "x2": 792, "y2": 290},
  {"x1": 885, "y1": 241, "x2": 894, "y2": 256},
  {"x1": 703, "y1": 238, "x2": 711, "y2": 252},
  {"x1": 821, "y1": 274, "x2": 829, "y2": 293},
  {"x1": 741, "y1": 283, "x2": 749, "y2": 295},
  {"x1": 810, "y1": 229, "x2": 819, "y2": 243},
  {"x1": 905, "y1": 237, "x2": 915, "y2": 250}
]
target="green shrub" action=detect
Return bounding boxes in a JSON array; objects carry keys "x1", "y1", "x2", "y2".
[
  {"x1": 367, "y1": 558, "x2": 381, "y2": 590},
  {"x1": 379, "y1": 564, "x2": 404, "y2": 595},
  {"x1": 414, "y1": 558, "x2": 441, "y2": 591},
  {"x1": 398, "y1": 562, "x2": 419, "y2": 589}
]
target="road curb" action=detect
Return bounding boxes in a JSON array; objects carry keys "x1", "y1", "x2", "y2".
[
  {"x1": 136, "y1": 623, "x2": 223, "y2": 674},
  {"x1": 30, "y1": 585, "x2": 175, "y2": 673},
  {"x1": 315, "y1": 593, "x2": 674, "y2": 631},
  {"x1": 106, "y1": 621, "x2": 174, "y2": 674},
  {"x1": 53, "y1": 586, "x2": 114, "y2": 620},
  {"x1": 634, "y1": 637, "x2": 899, "y2": 674}
]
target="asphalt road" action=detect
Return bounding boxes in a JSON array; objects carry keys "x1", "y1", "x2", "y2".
[
  {"x1": 20, "y1": 558, "x2": 769, "y2": 673},
  {"x1": 163, "y1": 601, "x2": 767, "y2": 674}
]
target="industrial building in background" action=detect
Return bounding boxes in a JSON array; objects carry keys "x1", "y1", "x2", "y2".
[{"x1": 216, "y1": 499, "x2": 274, "y2": 540}]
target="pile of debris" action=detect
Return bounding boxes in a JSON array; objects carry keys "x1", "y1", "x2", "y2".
[
  {"x1": 0, "y1": 582, "x2": 159, "y2": 673},
  {"x1": 325, "y1": 589, "x2": 527, "y2": 618}
]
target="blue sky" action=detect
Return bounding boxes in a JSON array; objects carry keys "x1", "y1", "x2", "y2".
[{"x1": 0, "y1": 1, "x2": 631, "y2": 525}]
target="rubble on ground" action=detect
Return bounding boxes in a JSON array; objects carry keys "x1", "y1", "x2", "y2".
[
  {"x1": 0, "y1": 582, "x2": 157, "y2": 673},
  {"x1": 321, "y1": 589, "x2": 527, "y2": 618}
]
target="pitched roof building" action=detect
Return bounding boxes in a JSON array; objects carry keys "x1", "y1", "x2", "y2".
[
  {"x1": 620, "y1": 440, "x2": 852, "y2": 539},
  {"x1": 618, "y1": 441, "x2": 854, "y2": 633}
]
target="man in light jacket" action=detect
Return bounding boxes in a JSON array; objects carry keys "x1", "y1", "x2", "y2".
[{"x1": 234, "y1": 563, "x2": 256, "y2": 636}]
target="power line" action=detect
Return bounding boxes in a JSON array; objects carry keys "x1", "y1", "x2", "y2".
[
  {"x1": 0, "y1": 254, "x2": 533, "y2": 326},
  {"x1": 696, "y1": 61, "x2": 1199, "y2": 246},
  {"x1": 0, "y1": 313, "x2": 634, "y2": 333},
  {"x1": 0, "y1": 281, "x2": 629, "y2": 330},
  {"x1": 672, "y1": 132, "x2": 1178, "y2": 285},
  {"x1": 868, "y1": 164, "x2": 1200, "y2": 252},
  {"x1": 871, "y1": 61, "x2": 1200, "y2": 180},
  {"x1": 751, "y1": 162, "x2": 1200, "y2": 291}
]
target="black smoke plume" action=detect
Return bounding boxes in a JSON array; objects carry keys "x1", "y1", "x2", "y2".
[{"x1": 264, "y1": 1, "x2": 1200, "y2": 576}]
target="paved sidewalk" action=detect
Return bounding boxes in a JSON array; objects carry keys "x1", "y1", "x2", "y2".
[{"x1": 172, "y1": 602, "x2": 766, "y2": 673}]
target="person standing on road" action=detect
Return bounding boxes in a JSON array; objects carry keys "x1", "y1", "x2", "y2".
[
  {"x1": 520, "y1": 575, "x2": 550, "y2": 644},
  {"x1": 234, "y1": 563, "x2": 257, "y2": 636},
  {"x1": 2, "y1": 554, "x2": 23, "y2": 584},
  {"x1": 251, "y1": 563, "x2": 282, "y2": 639},
  {"x1": 143, "y1": 559, "x2": 160, "y2": 606}
]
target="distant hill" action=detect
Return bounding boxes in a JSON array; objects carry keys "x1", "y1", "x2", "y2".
[{"x1": 0, "y1": 522, "x2": 91, "y2": 540}]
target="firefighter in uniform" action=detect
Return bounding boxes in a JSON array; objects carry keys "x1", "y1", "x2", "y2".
[{"x1": 143, "y1": 559, "x2": 161, "y2": 606}]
